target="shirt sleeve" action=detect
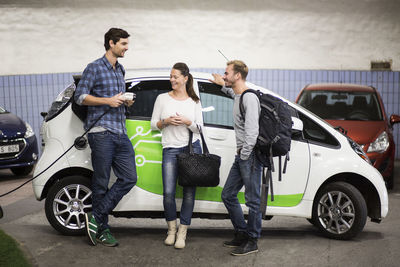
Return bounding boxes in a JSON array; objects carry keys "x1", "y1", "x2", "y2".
[
  {"x1": 74, "y1": 63, "x2": 96, "y2": 105},
  {"x1": 240, "y1": 93, "x2": 260, "y2": 160},
  {"x1": 150, "y1": 95, "x2": 162, "y2": 131},
  {"x1": 187, "y1": 100, "x2": 203, "y2": 133},
  {"x1": 221, "y1": 86, "x2": 235, "y2": 99}
]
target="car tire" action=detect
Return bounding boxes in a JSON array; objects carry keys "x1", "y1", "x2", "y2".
[
  {"x1": 311, "y1": 181, "x2": 367, "y2": 240},
  {"x1": 45, "y1": 176, "x2": 92, "y2": 236},
  {"x1": 10, "y1": 165, "x2": 34, "y2": 176},
  {"x1": 306, "y1": 218, "x2": 316, "y2": 226}
]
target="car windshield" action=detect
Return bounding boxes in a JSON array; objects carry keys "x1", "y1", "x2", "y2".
[
  {"x1": 297, "y1": 90, "x2": 383, "y2": 121},
  {"x1": 0, "y1": 106, "x2": 6, "y2": 113}
]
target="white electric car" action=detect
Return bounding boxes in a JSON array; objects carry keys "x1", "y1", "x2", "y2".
[{"x1": 33, "y1": 71, "x2": 389, "y2": 240}]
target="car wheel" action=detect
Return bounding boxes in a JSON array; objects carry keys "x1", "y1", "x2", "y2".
[
  {"x1": 45, "y1": 176, "x2": 92, "y2": 236},
  {"x1": 10, "y1": 165, "x2": 34, "y2": 176},
  {"x1": 306, "y1": 218, "x2": 316, "y2": 226},
  {"x1": 311, "y1": 181, "x2": 367, "y2": 240}
]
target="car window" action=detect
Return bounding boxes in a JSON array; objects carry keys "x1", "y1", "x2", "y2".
[
  {"x1": 298, "y1": 90, "x2": 383, "y2": 121},
  {"x1": 298, "y1": 111, "x2": 340, "y2": 148},
  {"x1": 125, "y1": 80, "x2": 171, "y2": 119},
  {"x1": 198, "y1": 82, "x2": 234, "y2": 129}
]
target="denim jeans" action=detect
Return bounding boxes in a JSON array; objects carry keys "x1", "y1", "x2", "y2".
[
  {"x1": 221, "y1": 151, "x2": 263, "y2": 239},
  {"x1": 88, "y1": 131, "x2": 137, "y2": 232},
  {"x1": 162, "y1": 140, "x2": 201, "y2": 225}
]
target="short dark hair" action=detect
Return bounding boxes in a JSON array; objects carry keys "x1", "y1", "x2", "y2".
[{"x1": 104, "y1": 28, "x2": 130, "y2": 50}]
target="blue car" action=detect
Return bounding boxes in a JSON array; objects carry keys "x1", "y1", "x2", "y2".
[{"x1": 0, "y1": 106, "x2": 39, "y2": 176}]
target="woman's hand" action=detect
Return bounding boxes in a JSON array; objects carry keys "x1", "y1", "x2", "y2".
[{"x1": 167, "y1": 113, "x2": 191, "y2": 126}]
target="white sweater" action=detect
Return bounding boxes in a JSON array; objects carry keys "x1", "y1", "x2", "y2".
[{"x1": 150, "y1": 93, "x2": 203, "y2": 148}]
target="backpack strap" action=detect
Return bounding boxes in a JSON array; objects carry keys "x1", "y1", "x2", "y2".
[
  {"x1": 260, "y1": 167, "x2": 268, "y2": 219},
  {"x1": 239, "y1": 89, "x2": 259, "y2": 120},
  {"x1": 269, "y1": 146, "x2": 274, "y2": 172},
  {"x1": 260, "y1": 167, "x2": 274, "y2": 218},
  {"x1": 269, "y1": 168, "x2": 274, "y2": 201},
  {"x1": 283, "y1": 153, "x2": 289, "y2": 174},
  {"x1": 278, "y1": 156, "x2": 282, "y2": 181}
]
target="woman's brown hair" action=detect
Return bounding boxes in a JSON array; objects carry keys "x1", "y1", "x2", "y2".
[{"x1": 172, "y1": 62, "x2": 199, "y2": 103}]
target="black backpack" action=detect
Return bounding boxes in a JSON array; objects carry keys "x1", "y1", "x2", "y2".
[
  {"x1": 240, "y1": 89, "x2": 292, "y2": 215},
  {"x1": 239, "y1": 89, "x2": 292, "y2": 168}
]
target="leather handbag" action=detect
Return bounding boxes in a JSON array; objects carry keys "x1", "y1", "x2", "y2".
[{"x1": 177, "y1": 126, "x2": 221, "y2": 187}]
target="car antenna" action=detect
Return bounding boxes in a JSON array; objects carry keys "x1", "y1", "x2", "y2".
[{"x1": 218, "y1": 49, "x2": 229, "y2": 62}]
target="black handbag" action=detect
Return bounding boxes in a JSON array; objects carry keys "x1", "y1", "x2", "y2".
[{"x1": 177, "y1": 126, "x2": 221, "y2": 187}]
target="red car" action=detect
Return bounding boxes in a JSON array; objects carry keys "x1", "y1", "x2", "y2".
[{"x1": 296, "y1": 83, "x2": 400, "y2": 189}]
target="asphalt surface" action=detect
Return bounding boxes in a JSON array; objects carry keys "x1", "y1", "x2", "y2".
[{"x1": 1, "y1": 163, "x2": 400, "y2": 267}]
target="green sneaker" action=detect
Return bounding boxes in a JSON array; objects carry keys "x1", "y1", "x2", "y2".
[
  {"x1": 85, "y1": 212, "x2": 98, "y2": 246},
  {"x1": 97, "y1": 229, "x2": 119, "y2": 247}
]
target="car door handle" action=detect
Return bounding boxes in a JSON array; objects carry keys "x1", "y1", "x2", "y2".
[{"x1": 208, "y1": 134, "x2": 227, "y2": 141}]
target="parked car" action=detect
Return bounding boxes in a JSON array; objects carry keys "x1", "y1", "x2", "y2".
[
  {"x1": 0, "y1": 106, "x2": 39, "y2": 175},
  {"x1": 33, "y1": 72, "x2": 388, "y2": 240},
  {"x1": 296, "y1": 83, "x2": 400, "y2": 189}
]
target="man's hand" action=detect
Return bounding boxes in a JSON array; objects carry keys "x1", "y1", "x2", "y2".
[
  {"x1": 124, "y1": 100, "x2": 135, "y2": 107},
  {"x1": 108, "y1": 92, "x2": 124, "y2": 107},
  {"x1": 209, "y1": 73, "x2": 225, "y2": 87}
]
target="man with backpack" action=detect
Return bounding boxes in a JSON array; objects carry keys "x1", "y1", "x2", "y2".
[{"x1": 210, "y1": 60, "x2": 263, "y2": 256}]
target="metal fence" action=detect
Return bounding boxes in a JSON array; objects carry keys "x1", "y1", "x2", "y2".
[{"x1": 1, "y1": 69, "x2": 399, "y2": 158}]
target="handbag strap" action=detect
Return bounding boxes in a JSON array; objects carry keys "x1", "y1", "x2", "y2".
[
  {"x1": 188, "y1": 129, "x2": 194, "y2": 154},
  {"x1": 187, "y1": 125, "x2": 209, "y2": 155}
]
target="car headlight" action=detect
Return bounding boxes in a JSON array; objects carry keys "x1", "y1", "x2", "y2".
[
  {"x1": 44, "y1": 83, "x2": 75, "y2": 122},
  {"x1": 347, "y1": 137, "x2": 371, "y2": 164},
  {"x1": 24, "y1": 122, "x2": 35, "y2": 138},
  {"x1": 367, "y1": 131, "x2": 389, "y2": 153}
]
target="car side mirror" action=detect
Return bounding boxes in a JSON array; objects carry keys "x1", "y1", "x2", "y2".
[
  {"x1": 40, "y1": 112, "x2": 48, "y2": 119},
  {"x1": 292, "y1": 117, "x2": 303, "y2": 132},
  {"x1": 390, "y1": 114, "x2": 400, "y2": 125}
]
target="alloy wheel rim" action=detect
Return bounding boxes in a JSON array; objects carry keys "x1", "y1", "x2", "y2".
[
  {"x1": 317, "y1": 190, "x2": 355, "y2": 235},
  {"x1": 52, "y1": 184, "x2": 92, "y2": 230}
]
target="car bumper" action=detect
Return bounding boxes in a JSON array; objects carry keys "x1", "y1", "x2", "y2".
[
  {"x1": 368, "y1": 150, "x2": 394, "y2": 179},
  {"x1": 0, "y1": 135, "x2": 39, "y2": 169}
]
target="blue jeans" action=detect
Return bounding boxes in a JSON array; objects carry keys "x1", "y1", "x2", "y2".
[
  {"x1": 221, "y1": 152, "x2": 263, "y2": 239},
  {"x1": 162, "y1": 140, "x2": 201, "y2": 225},
  {"x1": 88, "y1": 131, "x2": 137, "y2": 232}
]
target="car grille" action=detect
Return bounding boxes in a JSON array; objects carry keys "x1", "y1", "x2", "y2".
[{"x1": 0, "y1": 138, "x2": 26, "y2": 160}]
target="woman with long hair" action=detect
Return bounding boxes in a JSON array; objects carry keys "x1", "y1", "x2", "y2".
[{"x1": 150, "y1": 62, "x2": 203, "y2": 249}]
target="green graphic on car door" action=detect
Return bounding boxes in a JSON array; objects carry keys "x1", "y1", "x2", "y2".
[{"x1": 126, "y1": 120, "x2": 303, "y2": 207}]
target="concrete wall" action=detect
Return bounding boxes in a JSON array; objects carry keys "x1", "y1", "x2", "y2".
[
  {"x1": 0, "y1": 0, "x2": 399, "y2": 75},
  {"x1": 1, "y1": 0, "x2": 399, "y2": 160}
]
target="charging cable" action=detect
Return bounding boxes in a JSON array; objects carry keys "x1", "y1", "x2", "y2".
[
  {"x1": 0, "y1": 91, "x2": 136, "y2": 199},
  {"x1": 0, "y1": 106, "x2": 112, "y2": 198},
  {"x1": 0, "y1": 92, "x2": 135, "y2": 223}
]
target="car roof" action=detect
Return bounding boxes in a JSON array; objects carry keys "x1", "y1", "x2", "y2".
[
  {"x1": 304, "y1": 83, "x2": 376, "y2": 93},
  {"x1": 124, "y1": 70, "x2": 213, "y2": 81}
]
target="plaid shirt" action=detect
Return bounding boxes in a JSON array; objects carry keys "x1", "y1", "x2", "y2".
[{"x1": 75, "y1": 55, "x2": 127, "y2": 134}]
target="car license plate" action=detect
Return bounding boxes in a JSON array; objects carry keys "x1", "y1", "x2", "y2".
[{"x1": 0, "y1": 144, "x2": 19, "y2": 154}]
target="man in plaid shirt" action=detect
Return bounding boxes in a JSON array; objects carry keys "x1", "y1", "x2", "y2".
[{"x1": 74, "y1": 28, "x2": 137, "y2": 247}]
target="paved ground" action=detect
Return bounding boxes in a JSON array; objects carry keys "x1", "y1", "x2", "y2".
[{"x1": 1, "y1": 163, "x2": 400, "y2": 267}]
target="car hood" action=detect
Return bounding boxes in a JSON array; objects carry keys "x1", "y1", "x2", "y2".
[
  {"x1": 326, "y1": 120, "x2": 385, "y2": 145},
  {"x1": 0, "y1": 112, "x2": 26, "y2": 139}
]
